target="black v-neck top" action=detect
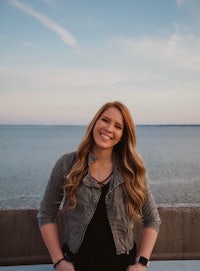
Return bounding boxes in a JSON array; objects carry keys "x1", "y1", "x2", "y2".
[{"x1": 67, "y1": 183, "x2": 137, "y2": 271}]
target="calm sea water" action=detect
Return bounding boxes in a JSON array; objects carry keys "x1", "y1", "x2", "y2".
[{"x1": 0, "y1": 125, "x2": 200, "y2": 209}]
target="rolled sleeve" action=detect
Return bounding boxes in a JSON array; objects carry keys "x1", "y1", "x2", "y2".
[
  {"x1": 142, "y1": 184, "x2": 161, "y2": 233},
  {"x1": 37, "y1": 152, "x2": 76, "y2": 227}
]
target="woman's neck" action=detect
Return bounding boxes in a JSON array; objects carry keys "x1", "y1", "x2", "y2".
[
  {"x1": 92, "y1": 147, "x2": 113, "y2": 164},
  {"x1": 90, "y1": 148, "x2": 113, "y2": 184}
]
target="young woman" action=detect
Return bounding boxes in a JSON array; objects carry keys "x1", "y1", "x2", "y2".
[{"x1": 37, "y1": 101, "x2": 161, "y2": 271}]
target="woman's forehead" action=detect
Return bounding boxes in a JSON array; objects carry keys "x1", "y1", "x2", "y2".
[{"x1": 101, "y1": 107, "x2": 124, "y2": 123}]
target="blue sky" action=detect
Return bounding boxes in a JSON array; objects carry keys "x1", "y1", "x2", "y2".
[{"x1": 0, "y1": 0, "x2": 200, "y2": 125}]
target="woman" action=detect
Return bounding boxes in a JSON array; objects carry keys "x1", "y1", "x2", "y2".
[{"x1": 37, "y1": 101, "x2": 161, "y2": 271}]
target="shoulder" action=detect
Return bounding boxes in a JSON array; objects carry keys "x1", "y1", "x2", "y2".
[
  {"x1": 59, "y1": 151, "x2": 77, "y2": 161},
  {"x1": 52, "y1": 151, "x2": 77, "y2": 175},
  {"x1": 56, "y1": 151, "x2": 77, "y2": 167}
]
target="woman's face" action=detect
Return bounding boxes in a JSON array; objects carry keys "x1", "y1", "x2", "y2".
[{"x1": 93, "y1": 106, "x2": 124, "y2": 151}]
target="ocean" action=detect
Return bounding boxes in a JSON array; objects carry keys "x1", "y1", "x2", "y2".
[{"x1": 0, "y1": 125, "x2": 200, "y2": 209}]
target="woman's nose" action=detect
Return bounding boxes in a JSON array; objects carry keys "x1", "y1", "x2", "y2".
[{"x1": 105, "y1": 123, "x2": 113, "y2": 132}]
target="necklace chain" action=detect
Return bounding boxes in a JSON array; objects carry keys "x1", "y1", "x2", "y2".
[{"x1": 93, "y1": 171, "x2": 113, "y2": 185}]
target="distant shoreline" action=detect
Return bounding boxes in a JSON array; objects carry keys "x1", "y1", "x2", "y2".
[{"x1": 0, "y1": 124, "x2": 200, "y2": 127}]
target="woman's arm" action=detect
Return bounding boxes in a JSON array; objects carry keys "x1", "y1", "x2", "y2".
[
  {"x1": 40, "y1": 223, "x2": 63, "y2": 263},
  {"x1": 127, "y1": 227, "x2": 158, "y2": 271},
  {"x1": 137, "y1": 227, "x2": 158, "y2": 259},
  {"x1": 40, "y1": 223, "x2": 75, "y2": 271},
  {"x1": 37, "y1": 153, "x2": 77, "y2": 270}
]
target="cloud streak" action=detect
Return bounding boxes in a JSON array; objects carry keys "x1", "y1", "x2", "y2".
[
  {"x1": 115, "y1": 29, "x2": 200, "y2": 73},
  {"x1": 10, "y1": 0, "x2": 78, "y2": 49},
  {"x1": 176, "y1": 0, "x2": 184, "y2": 6}
]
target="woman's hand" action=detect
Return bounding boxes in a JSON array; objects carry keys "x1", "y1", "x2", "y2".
[
  {"x1": 127, "y1": 263, "x2": 147, "y2": 271},
  {"x1": 55, "y1": 259, "x2": 75, "y2": 271}
]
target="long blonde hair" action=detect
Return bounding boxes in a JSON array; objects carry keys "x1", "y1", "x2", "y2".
[{"x1": 63, "y1": 101, "x2": 147, "y2": 220}]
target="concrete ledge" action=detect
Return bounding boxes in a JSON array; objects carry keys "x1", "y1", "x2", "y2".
[
  {"x1": 0, "y1": 206, "x2": 200, "y2": 266},
  {"x1": 1, "y1": 261, "x2": 200, "y2": 271}
]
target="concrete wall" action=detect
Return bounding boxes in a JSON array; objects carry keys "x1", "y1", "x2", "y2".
[{"x1": 0, "y1": 206, "x2": 200, "y2": 266}]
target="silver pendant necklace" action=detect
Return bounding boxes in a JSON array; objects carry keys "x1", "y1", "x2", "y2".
[{"x1": 93, "y1": 171, "x2": 113, "y2": 186}]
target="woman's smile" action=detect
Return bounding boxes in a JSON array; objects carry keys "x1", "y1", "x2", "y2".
[{"x1": 100, "y1": 132, "x2": 112, "y2": 140}]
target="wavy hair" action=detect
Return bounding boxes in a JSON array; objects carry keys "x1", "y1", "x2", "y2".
[{"x1": 63, "y1": 101, "x2": 147, "y2": 220}]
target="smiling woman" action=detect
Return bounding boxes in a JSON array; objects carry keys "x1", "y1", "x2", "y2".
[
  {"x1": 37, "y1": 101, "x2": 161, "y2": 271},
  {"x1": 92, "y1": 106, "x2": 124, "y2": 150}
]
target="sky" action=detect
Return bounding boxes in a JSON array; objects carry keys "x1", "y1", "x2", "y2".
[{"x1": 0, "y1": 0, "x2": 200, "y2": 125}]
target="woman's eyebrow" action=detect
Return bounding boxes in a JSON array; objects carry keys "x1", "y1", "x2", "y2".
[{"x1": 101, "y1": 113, "x2": 123, "y2": 126}]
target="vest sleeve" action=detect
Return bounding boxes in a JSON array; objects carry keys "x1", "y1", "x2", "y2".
[
  {"x1": 141, "y1": 183, "x2": 161, "y2": 233},
  {"x1": 37, "y1": 152, "x2": 76, "y2": 227}
]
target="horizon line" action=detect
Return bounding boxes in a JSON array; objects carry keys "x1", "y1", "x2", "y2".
[{"x1": 0, "y1": 123, "x2": 200, "y2": 127}]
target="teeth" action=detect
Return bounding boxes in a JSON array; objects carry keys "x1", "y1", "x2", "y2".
[{"x1": 100, "y1": 133, "x2": 111, "y2": 140}]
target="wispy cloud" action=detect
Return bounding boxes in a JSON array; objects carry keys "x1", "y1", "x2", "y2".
[
  {"x1": 115, "y1": 28, "x2": 200, "y2": 73},
  {"x1": 42, "y1": 0, "x2": 55, "y2": 4},
  {"x1": 176, "y1": 0, "x2": 184, "y2": 6},
  {"x1": 10, "y1": 0, "x2": 78, "y2": 50},
  {"x1": 23, "y1": 41, "x2": 35, "y2": 47},
  {"x1": 0, "y1": 65, "x2": 125, "y2": 89}
]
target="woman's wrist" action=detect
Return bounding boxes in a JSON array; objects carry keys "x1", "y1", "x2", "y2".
[
  {"x1": 53, "y1": 258, "x2": 66, "y2": 269},
  {"x1": 135, "y1": 256, "x2": 149, "y2": 267}
]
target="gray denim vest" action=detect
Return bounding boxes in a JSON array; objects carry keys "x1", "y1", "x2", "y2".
[
  {"x1": 63, "y1": 166, "x2": 135, "y2": 255},
  {"x1": 37, "y1": 152, "x2": 161, "y2": 255}
]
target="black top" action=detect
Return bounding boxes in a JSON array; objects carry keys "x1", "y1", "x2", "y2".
[{"x1": 64, "y1": 183, "x2": 136, "y2": 271}]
